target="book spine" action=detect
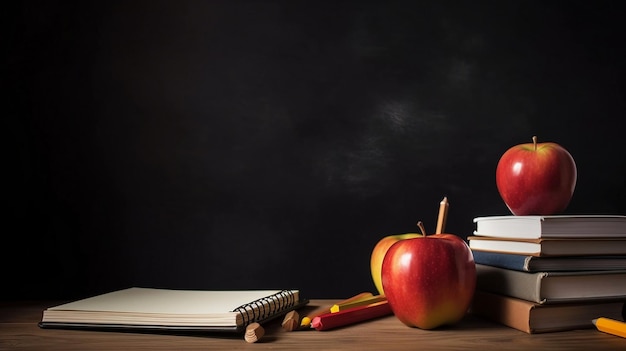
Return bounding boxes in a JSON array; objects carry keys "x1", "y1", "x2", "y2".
[
  {"x1": 471, "y1": 250, "x2": 531, "y2": 272},
  {"x1": 232, "y1": 290, "x2": 299, "y2": 327}
]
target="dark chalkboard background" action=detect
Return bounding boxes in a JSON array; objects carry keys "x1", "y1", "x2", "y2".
[{"x1": 6, "y1": 1, "x2": 626, "y2": 300}]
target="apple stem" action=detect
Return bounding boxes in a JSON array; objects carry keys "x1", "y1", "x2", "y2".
[
  {"x1": 532, "y1": 136, "x2": 538, "y2": 151},
  {"x1": 416, "y1": 221, "x2": 427, "y2": 236}
]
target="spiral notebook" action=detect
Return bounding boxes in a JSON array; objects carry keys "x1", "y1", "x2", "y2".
[{"x1": 39, "y1": 287, "x2": 307, "y2": 333}]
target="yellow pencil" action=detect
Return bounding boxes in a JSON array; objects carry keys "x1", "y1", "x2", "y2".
[
  {"x1": 330, "y1": 295, "x2": 386, "y2": 313},
  {"x1": 593, "y1": 317, "x2": 626, "y2": 339}
]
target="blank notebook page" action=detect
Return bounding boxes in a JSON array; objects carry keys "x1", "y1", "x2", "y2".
[{"x1": 47, "y1": 288, "x2": 284, "y2": 314}]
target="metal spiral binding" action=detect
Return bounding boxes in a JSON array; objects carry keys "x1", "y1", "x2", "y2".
[{"x1": 232, "y1": 290, "x2": 297, "y2": 326}]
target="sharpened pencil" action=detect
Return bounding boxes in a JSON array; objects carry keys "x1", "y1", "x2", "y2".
[
  {"x1": 436, "y1": 196, "x2": 449, "y2": 234},
  {"x1": 300, "y1": 292, "x2": 374, "y2": 328},
  {"x1": 330, "y1": 295, "x2": 386, "y2": 313},
  {"x1": 311, "y1": 301, "x2": 392, "y2": 331}
]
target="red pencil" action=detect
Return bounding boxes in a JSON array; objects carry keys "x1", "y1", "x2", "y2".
[
  {"x1": 299, "y1": 292, "x2": 374, "y2": 328},
  {"x1": 310, "y1": 300, "x2": 392, "y2": 331}
]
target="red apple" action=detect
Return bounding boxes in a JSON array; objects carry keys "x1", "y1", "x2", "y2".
[
  {"x1": 496, "y1": 136, "x2": 577, "y2": 215},
  {"x1": 381, "y1": 226, "x2": 476, "y2": 329},
  {"x1": 371, "y1": 233, "x2": 422, "y2": 295}
]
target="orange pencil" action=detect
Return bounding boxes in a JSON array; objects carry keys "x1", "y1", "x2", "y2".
[
  {"x1": 300, "y1": 292, "x2": 374, "y2": 328},
  {"x1": 311, "y1": 300, "x2": 392, "y2": 331},
  {"x1": 593, "y1": 317, "x2": 626, "y2": 339}
]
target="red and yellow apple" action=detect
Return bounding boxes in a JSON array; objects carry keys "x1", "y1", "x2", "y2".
[
  {"x1": 381, "y1": 224, "x2": 476, "y2": 329},
  {"x1": 496, "y1": 136, "x2": 577, "y2": 215},
  {"x1": 370, "y1": 233, "x2": 422, "y2": 295}
]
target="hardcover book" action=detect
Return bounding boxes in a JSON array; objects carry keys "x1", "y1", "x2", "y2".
[
  {"x1": 471, "y1": 290, "x2": 625, "y2": 334},
  {"x1": 467, "y1": 236, "x2": 626, "y2": 257},
  {"x1": 472, "y1": 251, "x2": 626, "y2": 272},
  {"x1": 473, "y1": 215, "x2": 626, "y2": 239},
  {"x1": 475, "y1": 264, "x2": 626, "y2": 304},
  {"x1": 39, "y1": 287, "x2": 307, "y2": 333}
]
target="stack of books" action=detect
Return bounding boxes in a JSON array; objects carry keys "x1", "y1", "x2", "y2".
[{"x1": 467, "y1": 215, "x2": 626, "y2": 334}]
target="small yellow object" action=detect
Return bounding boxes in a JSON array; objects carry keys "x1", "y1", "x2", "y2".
[
  {"x1": 300, "y1": 316, "x2": 314, "y2": 328},
  {"x1": 300, "y1": 292, "x2": 375, "y2": 327},
  {"x1": 593, "y1": 317, "x2": 626, "y2": 339},
  {"x1": 244, "y1": 322, "x2": 265, "y2": 343},
  {"x1": 330, "y1": 295, "x2": 386, "y2": 313}
]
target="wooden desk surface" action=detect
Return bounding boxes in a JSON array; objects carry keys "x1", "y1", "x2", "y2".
[{"x1": 2, "y1": 299, "x2": 625, "y2": 350}]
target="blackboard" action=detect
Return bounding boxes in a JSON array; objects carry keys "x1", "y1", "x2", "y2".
[{"x1": 6, "y1": 0, "x2": 626, "y2": 300}]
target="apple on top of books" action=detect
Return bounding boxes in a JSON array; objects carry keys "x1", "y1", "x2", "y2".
[
  {"x1": 496, "y1": 136, "x2": 577, "y2": 215},
  {"x1": 371, "y1": 199, "x2": 476, "y2": 330}
]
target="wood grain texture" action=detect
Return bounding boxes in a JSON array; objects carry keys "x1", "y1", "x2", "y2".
[{"x1": 2, "y1": 300, "x2": 625, "y2": 350}]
